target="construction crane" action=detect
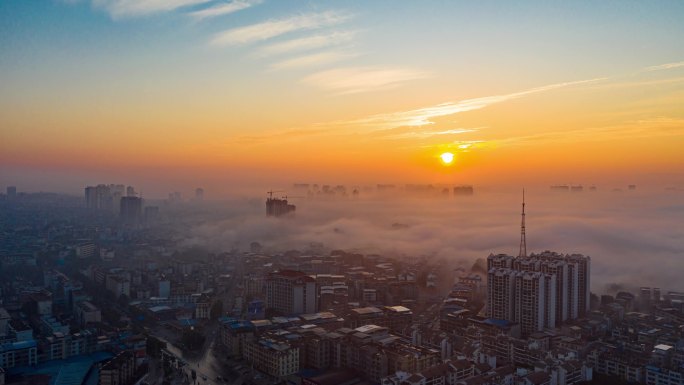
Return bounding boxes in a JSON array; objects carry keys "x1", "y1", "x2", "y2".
[
  {"x1": 267, "y1": 190, "x2": 307, "y2": 200},
  {"x1": 266, "y1": 190, "x2": 284, "y2": 199}
]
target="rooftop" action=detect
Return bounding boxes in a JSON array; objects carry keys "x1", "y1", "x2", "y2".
[
  {"x1": 354, "y1": 324, "x2": 387, "y2": 334},
  {"x1": 483, "y1": 318, "x2": 514, "y2": 327},
  {"x1": 351, "y1": 307, "x2": 382, "y2": 315},
  {"x1": 251, "y1": 319, "x2": 272, "y2": 328},
  {"x1": 385, "y1": 305, "x2": 412, "y2": 313}
]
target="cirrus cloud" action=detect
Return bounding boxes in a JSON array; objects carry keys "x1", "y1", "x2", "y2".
[
  {"x1": 269, "y1": 50, "x2": 359, "y2": 70},
  {"x1": 210, "y1": 11, "x2": 351, "y2": 46},
  {"x1": 256, "y1": 31, "x2": 358, "y2": 57},
  {"x1": 92, "y1": 0, "x2": 211, "y2": 18},
  {"x1": 189, "y1": 0, "x2": 262, "y2": 20},
  {"x1": 303, "y1": 66, "x2": 431, "y2": 94},
  {"x1": 332, "y1": 77, "x2": 605, "y2": 130},
  {"x1": 644, "y1": 61, "x2": 684, "y2": 72}
]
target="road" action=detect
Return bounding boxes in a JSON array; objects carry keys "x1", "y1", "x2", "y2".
[
  {"x1": 153, "y1": 326, "x2": 253, "y2": 385},
  {"x1": 148, "y1": 258, "x2": 258, "y2": 385}
]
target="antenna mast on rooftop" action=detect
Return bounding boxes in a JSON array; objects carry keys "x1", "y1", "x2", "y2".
[{"x1": 519, "y1": 189, "x2": 527, "y2": 257}]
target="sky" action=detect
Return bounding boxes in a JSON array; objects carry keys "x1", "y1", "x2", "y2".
[{"x1": 1, "y1": 0, "x2": 684, "y2": 197}]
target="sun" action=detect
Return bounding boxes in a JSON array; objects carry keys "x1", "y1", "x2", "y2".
[{"x1": 440, "y1": 152, "x2": 454, "y2": 165}]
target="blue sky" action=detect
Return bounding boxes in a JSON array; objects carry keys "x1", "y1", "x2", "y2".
[{"x1": 3, "y1": 1, "x2": 683, "y2": 93}]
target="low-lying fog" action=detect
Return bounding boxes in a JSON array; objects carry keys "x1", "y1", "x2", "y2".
[{"x1": 180, "y1": 187, "x2": 684, "y2": 294}]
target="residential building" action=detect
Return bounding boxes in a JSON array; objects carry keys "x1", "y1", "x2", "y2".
[
  {"x1": 266, "y1": 270, "x2": 317, "y2": 315},
  {"x1": 100, "y1": 351, "x2": 137, "y2": 385},
  {"x1": 244, "y1": 338, "x2": 299, "y2": 379}
]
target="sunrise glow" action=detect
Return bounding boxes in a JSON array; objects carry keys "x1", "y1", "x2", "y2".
[
  {"x1": 0, "y1": 2, "x2": 682, "y2": 195},
  {"x1": 440, "y1": 152, "x2": 454, "y2": 165}
]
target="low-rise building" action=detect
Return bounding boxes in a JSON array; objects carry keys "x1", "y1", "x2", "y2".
[
  {"x1": 243, "y1": 338, "x2": 299, "y2": 379},
  {"x1": 0, "y1": 340, "x2": 38, "y2": 368},
  {"x1": 220, "y1": 319, "x2": 255, "y2": 357},
  {"x1": 100, "y1": 351, "x2": 137, "y2": 385},
  {"x1": 75, "y1": 301, "x2": 101, "y2": 326}
]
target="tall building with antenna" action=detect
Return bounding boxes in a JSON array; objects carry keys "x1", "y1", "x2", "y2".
[{"x1": 486, "y1": 190, "x2": 591, "y2": 336}]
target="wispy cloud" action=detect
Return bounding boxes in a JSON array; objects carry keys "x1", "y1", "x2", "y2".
[
  {"x1": 303, "y1": 66, "x2": 431, "y2": 94},
  {"x1": 454, "y1": 141, "x2": 485, "y2": 150},
  {"x1": 498, "y1": 116, "x2": 684, "y2": 147},
  {"x1": 256, "y1": 31, "x2": 357, "y2": 57},
  {"x1": 269, "y1": 50, "x2": 359, "y2": 70},
  {"x1": 386, "y1": 128, "x2": 481, "y2": 140},
  {"x1": 334, "y1": 78, "x2": 605, "y2": 130},
  {"x1": 227, "y1": 77, "x2": 605, "y2": 145},
  {"x1": 92, "y1": 0, "x2": 211, "y2": 18},
  {"x1": 645, "y1": 61, "x2": 684, "y2": 72},
  {"x1": 583, "y1": 76, "x2": 684, "y2": 91},
  {"x1": 419, "y1": 140, "x2": 487, "y2": 151},
  {"x1": 211, "y1": 11, "x2": 351, "y2": 46},
  {"x1": 635, "y1": 116, "x2": 684, "y2": 126},
  {"x1": 189, "y1": 0, "x2": 261, "y2": 20}
]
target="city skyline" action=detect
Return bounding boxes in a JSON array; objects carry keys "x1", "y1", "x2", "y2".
[
  {"x1": 1, "y1": 182, "x2": 683, "y2": 385},
  {"x1": 2, "y1": 1, "x2": 684, "y2": 196}
]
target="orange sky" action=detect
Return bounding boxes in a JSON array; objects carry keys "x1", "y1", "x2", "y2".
[{"x1": 1, "y1": 2, "x2": 683, "y2": 196}]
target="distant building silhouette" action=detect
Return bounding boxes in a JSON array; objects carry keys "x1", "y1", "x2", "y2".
[
  {"x1": 168, "y1": 191, "x2": 182, "y2": 203},
  {"x1": 120, "y1": 196, "x2": 142, "y2": 223},
  {"x1": 453, "y1": 185, "x2": 474, "y2": 196},
  {"x1": 84, "y1": 185, "x2": 103, "y2": 210},
  {"x1": 85, "y1": 184, "x2": 126, "y2": 212},
  {"x1": 266, "y1": 196, "x2": 295, "y2": 217},
  {"x1": 6, "y1": 186, "x2": 16, "y2": 200},
  {"x1": 377, "y1": 184, "x2": 396, "y2": 192},
  {"x1": 195, "y1": 188, "x2": 204, "y2": 201}
]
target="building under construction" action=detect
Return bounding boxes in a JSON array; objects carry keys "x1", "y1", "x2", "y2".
[{"x1": 266, "y1": 193, "x2": 296, "y2": 217}]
